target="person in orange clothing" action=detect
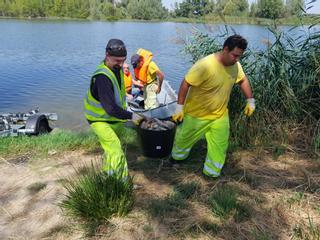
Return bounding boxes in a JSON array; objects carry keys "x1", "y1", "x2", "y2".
[
  {"x1": 131, "y1": 49, "x2": 164, "y2": 110},
  {"x1": 123, "y1": 62, "x2": 143, "y2": 100}
]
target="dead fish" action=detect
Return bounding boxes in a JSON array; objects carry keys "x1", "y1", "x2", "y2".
[{"x1": 140, "y1": 118, "x2": 175, "y2": 131}]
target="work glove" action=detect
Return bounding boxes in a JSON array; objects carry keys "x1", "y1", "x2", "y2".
[
  {"x1": 244, "y1": 98, "x2": 255, "y2": 117},
  {"x1": 172, "y1": 104, "x2": 184, "y2": 122},
  {"x1": 131, "y1": 112, "x2": 144, "y2": 125}
]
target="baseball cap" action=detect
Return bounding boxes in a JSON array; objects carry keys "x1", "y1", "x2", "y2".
[
  {"x1": 106, "y1": 39, "x2": 127, "y2": 57},
  {"x1": 131, "y1": 54, "x2": 141, "y2": 68}
]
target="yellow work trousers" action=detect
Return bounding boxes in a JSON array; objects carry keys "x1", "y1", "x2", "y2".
[
  {"x1": 90, "y1": 121, "x2": 128, "y2": 179},
  {"x1": 171, "y1": 114, "x2": 230, "y2": 177}
]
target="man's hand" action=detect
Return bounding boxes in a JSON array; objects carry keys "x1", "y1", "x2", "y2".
[
  {"x1": 155, "y1": 85, "x2": 161, "y2": 94},
  {"x1": 244, "y1": 98, "x2": 255, "y2": 117},
  {"x1": 126, "y1": 93, "x2": 133, "y2": 100},
  {"x1": 172, "y1": 104, "x2": 184, "y2": 122},
  {"x1": 131, "y1": 113, "x2": 144, "y2": 125}
]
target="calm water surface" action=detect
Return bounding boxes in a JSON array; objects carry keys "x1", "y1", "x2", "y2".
[{"x1": 0, "y1": 20, "x2": 312, "y2": 129}]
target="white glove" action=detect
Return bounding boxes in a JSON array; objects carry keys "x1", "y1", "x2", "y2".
[
  {"x1": 172, "y1": 104, "x2": 184, "y2": 122},
  {"x1": 244, "y1": 98, "x2": 255, "y2": 117},
  {"x1": 131, "y1": 113, "x2": 144, "y2": 125}
]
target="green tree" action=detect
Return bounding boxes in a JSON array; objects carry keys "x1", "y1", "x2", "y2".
[
  {"x1": 256, "y1": 0, "x2": 284, "y2": 18},
  {"x1": 223, "y1": 1, "x2": 238, "y2": 15},
  {"x1": 174, "y1": 0, "x2": 215, "y2": 17},
  {"x1": 127, "y1": 0, "x2": 167, "y2": 20},
  {"x1": 249, "y1": 2, "x2": 258, "y2": 17},
  {"x1": 285, "y1": 0, "x2": 304, "y2": 16},
  {"x1": 223, "y1": 0, "x2": 248, "y2": 16}
]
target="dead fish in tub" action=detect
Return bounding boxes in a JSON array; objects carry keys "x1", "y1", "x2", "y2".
[{"x1": 140, "y1": 118, "x2": 175, "y2": 131}]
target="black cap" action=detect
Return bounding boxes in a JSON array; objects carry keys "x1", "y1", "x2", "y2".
[
  {"x1": 131, "y1": 54, "x2": 141, "y2": 68},
  {"x1": 106, "y1": 39, "x2": 127, "y2": 57}
]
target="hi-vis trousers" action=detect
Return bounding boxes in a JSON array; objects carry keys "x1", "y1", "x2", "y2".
[
  {"x1": 171, "y1": 114, "x2": 230, "y2": 177},
  {"x1": 90, "y1": 122, "x2": 128, "y2": 179}
]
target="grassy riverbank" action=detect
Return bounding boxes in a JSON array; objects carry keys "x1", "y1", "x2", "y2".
[
  {"x1": 168, "y1": 15, "x2": 320, "y2": 25},
  {"x1": 1, "y1": 15, "x2": 319, "y2": 26},
  {"x1": 0, "y1": 129, "x2": 319, "y2": 239}
]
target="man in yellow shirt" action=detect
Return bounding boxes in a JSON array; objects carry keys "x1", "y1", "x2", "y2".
[
  {"x1": 171, "y1": 35, "x2": 255, "y2": 178},
  {"x1": 131, "y1": 49, "x2": 164, "y2": 109}
]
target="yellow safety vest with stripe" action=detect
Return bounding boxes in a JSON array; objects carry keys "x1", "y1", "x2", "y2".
[{"x1": 84, "y1": 62, "x2": 127, "y2": 122}]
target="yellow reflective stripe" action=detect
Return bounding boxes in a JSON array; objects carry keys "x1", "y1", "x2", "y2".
[
  {"x1": 174, "y1": 146, "x2": 191, "y2": 153},
  {"x1": 203, "y1": 164, "x2": 220, "y2": 177},
  {"x1": 86, "y1": 95, "x2": 102, "y2": 108},
  {"x1": 172, "y1": 152, "x2": 188, "y2": 159},
  {"x1": 206, "y1": 157, "x2": 224, "y2": 169},
  {"x1": 84, "y1": 109, "x2": 110, "y2": 119}
]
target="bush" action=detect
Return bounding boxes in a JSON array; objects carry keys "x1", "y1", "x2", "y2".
[{"x1": 59, "y1": 164, "x2": 134, "y2": 232}]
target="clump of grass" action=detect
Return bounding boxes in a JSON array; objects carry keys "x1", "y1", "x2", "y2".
[
  {"x1": 173, "y1": 182, "x2": 199, "y2": 199},
  {"x1": 287, "y1": 192, "x2": 305, "y2": 205},
  {"x1": 148, "y1": 182, "x2": 198, "y2": 218},
  {"x1": 292, "y1": 216, "x2": 320, "y2": 240},
  {"x1": 209, "y1": 185, "x2": 250, "y2": 221},
  {"x1": 27, "y1": 182, "x2": 47, "y2": 193},
  {"x1": 59, "y1": 164, "x2": 134, "y2": 233},
  {"x1": 251, "y1": 227, "x2": 271, "y2": 240}
]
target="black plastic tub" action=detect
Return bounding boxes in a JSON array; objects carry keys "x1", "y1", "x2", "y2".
[{"x1": 138, "y1": 121, "x2": 176, "y2": 158}]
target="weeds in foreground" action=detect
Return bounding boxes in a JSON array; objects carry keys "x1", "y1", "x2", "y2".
[
  {"x1": 27, "y1": 182, "x2": 47, "y2": 194},
  {"x1": 59, "y1": 164, "x2": 134, "y2": 234},
  {"x1": 209, "y1": 185, "x2": 251, "y2": 221},
  {"x1": 148, "y1": 182, "x2": 198, "y2": 218},
  {"x1": 292, "y1": 215, "x2": 320, "y2": 240}
]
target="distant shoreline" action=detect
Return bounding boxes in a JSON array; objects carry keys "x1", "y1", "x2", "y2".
[{"x1": 1, "y1": 15, "x2": 319, "y2": 26}]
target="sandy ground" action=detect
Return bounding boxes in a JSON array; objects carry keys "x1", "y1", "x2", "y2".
[{"x1": 0, "y1": 148, "x2": 319, "y2": 239}]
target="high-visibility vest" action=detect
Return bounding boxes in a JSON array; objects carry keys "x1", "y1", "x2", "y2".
[
  {"x1": 124, "y1": 72, "x2": 132, "y2": 92},
  {"x1": 84, "y1": 62, "x2": 127, "y2": 122},
  {"x1": 134, "y1": 48, "x2": 153, "y2": 85}
]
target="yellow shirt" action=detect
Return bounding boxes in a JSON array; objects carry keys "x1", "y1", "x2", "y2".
[
  {"x1": 147, "y1": 61, "x2": 159, "y2": 84},
  {"x1": 184, "y1": 54, "x2": 245, "y2": 120}
]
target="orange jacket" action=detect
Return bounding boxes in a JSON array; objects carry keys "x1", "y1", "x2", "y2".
[
  {"x1": 134, "y1": 48, "x2": 153, "y2": 85},
  {"x1": 124, "y1": 72, "x2": 132, "y2": 92}
]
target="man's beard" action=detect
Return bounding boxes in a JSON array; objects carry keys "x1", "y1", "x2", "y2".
[{"x1": 112, "y1": 65, "x2": 121, "y2": 71}]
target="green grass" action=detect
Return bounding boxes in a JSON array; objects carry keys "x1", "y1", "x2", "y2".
[
  {"x1": 292, "y1": 216, "x2": 320, "y2": 240},
  {"x1": 27, "y1": 182, "x2": 47, "y2": 193},
  {"x1": 59, "y1": 164, "x2": 134, "y2": 234},
  {"x1": 165, "y1": 15, "x2": 319, "y2": 25},
  {"x1": 251, "y1": 227, "x2": 271, "y2": 240},
  {"x1": 209, "y1": 185, "x2": 251, "y2": 221},
  {"x1": 287, "y1": 192, "x2": 305, "y2": 205},
  {"x1": 148, "y1": 182, "x2": 198, "y2": 218},
  {"x1": 0, "y1": 129, "x2": 99, "y2": 158}
]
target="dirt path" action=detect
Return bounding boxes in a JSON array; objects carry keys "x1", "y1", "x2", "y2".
[{"x1": 0, "y1": 148, "x2": 319, "y2": 239}]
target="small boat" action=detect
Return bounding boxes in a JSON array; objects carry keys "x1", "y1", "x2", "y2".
[
  {"x1": 0, "y1": 108, "x2": 58, "y2": 137},
  {"x1": 127, "y1": 80, "x2": 177, "y2": 119}
]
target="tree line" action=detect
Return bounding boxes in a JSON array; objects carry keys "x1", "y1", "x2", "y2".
[
  {"x1": 0, "y1": 0, "x2": 308, "y2": 20},
  {"x1": 0, "y1": 0, "x2": 168, "y2": 20},
  {"x1": 173, "y1": 0, "x2": 305, "y2": 19}
]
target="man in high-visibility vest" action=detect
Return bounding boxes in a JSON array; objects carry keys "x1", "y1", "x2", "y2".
[
  {"x1": 84, "y1": 39, "x2": 144, "y2": 179},
  {"x1": 171, "y1": 35, "x2": 255, "y2": 178},
  {"x1": 131, "y1": 49, "x2": 164, "y2": 110}
]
